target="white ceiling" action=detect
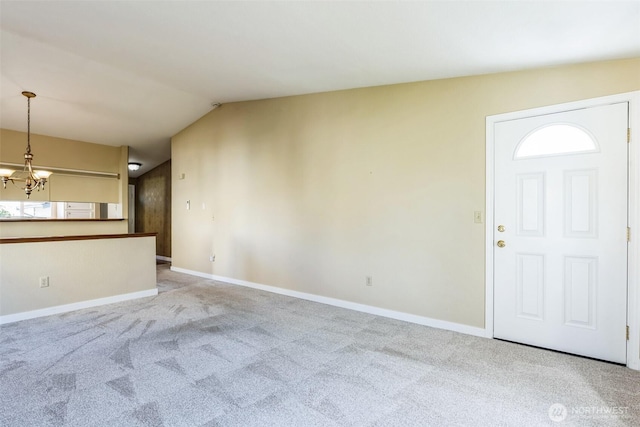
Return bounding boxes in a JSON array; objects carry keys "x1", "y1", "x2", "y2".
[{"x1": 1, "y1": 1, "x2": 639, "y2": 176}]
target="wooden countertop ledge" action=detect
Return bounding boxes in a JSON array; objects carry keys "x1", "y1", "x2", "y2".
[
  {"x1": 0, "y1": 233, "x2": 157, "y2": 245},
  {"x1": 0, "y1": 218, "x2": 124, "y2": 222}
]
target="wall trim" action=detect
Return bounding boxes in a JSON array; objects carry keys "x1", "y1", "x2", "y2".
[
  {"x1": 170, "y1": 266, "x2": 486, "y2": 337},
  {"x1": 156, "y1": 255, "x2": 172, "y2": 262},
  {"x1": 0, "y1": 288, "x2": 158, "y2": 325},
  {"x1": 486, "y1": 90, "x2": 640, "y2": 370}
]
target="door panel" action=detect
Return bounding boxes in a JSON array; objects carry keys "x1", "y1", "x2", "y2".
[{"x1": 493, "y1": 102, "x2": 628, "y2": 363}]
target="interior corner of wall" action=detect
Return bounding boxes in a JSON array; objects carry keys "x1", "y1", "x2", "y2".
[{"x1": 120, "y1": 145, "x2": 129, "y2": 209}]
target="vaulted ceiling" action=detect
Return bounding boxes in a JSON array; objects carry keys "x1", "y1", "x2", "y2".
[{"x1": 1, "y1": 1, "x2": 639, "y2": 176}]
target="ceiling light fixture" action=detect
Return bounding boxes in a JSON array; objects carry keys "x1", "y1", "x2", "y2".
[
  {"x1": 1, "y1": 91, "x2": 51, "y2": 198},
  {"x1": 128, "y1": 162, "x2": 142, "y2": 171}
]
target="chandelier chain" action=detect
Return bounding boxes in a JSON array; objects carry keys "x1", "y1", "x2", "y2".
[{"x1": 26, "y1": 95, "x2": 31, "y2": 154}]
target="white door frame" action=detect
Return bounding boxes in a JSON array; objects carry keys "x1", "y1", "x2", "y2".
[{"x1": 485, "y1": 91, "x2": 640, "y2": 370}]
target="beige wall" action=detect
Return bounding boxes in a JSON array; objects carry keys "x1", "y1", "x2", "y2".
[
  {"x1": 0, "y1": 220, "x2": 127, "y2": 238},
  {"x1": 0, "y1": 236, "x2": 156, "y2": 316},
  {"x1": 1, "y1": 129, "x2": 121, "y2": 172},
  {"x1": 171, "y1": 58, "x2": 640, "y2": 328}
]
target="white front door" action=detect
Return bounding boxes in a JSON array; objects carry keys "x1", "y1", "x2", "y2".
[{"x1": 493, "y1": 102, "x2": 628, "y2": 363}]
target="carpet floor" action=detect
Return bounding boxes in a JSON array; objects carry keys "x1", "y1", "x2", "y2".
[{"x1": 1, "y1": 264, "x2": 639, "y2": 426}]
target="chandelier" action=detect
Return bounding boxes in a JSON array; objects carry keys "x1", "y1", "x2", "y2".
[{"x1": 1, "y1": 91, "x2": 51, "y2": 198}]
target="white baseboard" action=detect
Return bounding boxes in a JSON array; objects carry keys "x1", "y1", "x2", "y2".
[
  {"x1": 170, "y1": 266, "x2": 486, "y2": 337},
  {"x1": 156, "y1": 256, "x2": 172, "y2": 262},
  {"x1": 0, "y1": 288, "x2": 158, "y2": 325}
]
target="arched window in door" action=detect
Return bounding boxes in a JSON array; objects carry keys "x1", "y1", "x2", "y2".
[{"x1": 514, "y1": 124, "x2": 599, "y2": 159}]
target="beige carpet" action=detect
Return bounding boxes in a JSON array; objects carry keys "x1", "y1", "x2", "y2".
[{"x1": 1, "y1": 264, "x2": 638, "y2": 426}]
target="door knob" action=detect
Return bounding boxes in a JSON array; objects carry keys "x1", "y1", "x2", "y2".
[
  {"x1": 497, "y1": 225, "x2": 505, "y2": 232},
  {"x1": 497, "y1": 240, "x2": 506, "y2": 248}
]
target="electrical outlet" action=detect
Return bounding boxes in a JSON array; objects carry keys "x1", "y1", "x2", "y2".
[
  {"x1": 209, "y1": 255, "x2": 216, "y2": 262},
  {"x1": 39, "y1": 276, "x2": 49, "y2": 288},
  {"x1": 366, "y1": 276, "x2": 373, "y2": 286}
]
